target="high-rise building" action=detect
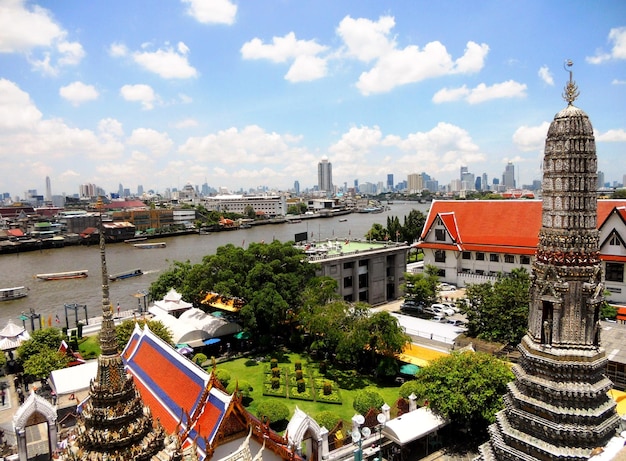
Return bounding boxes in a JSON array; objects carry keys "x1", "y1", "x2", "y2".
[
  {"x1": 45, "y1": 176, "x2": 51, "y2": 202},
  {"x1": 407, "y1": 173, "x2": 423, "y2": 194},
  {"x1": 502, "y1": 162, "x2": 516, "y2": 189},
  {"x1": 478, "y1": 67, "x2": 619, "y2": 461},
  {"x1": 482, "y1": 173, "x2": 489, "y2": 191},
  {"x1": 387, "y1": 174, "x2": 394, "y2": 191},
  {"x1": 294, "y1": 180, "x2": 300, "y2": 195},
  {"x1": 318, "y1": 157, "x2": 333, "y2": 193}
]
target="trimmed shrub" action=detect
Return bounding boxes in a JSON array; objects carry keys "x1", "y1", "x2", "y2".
[
  {"x1": 214, "y1": 368, "x2": 231, "y2": 388},
  {"x1": 323, "y1": 380, "x2": 332, "y2": 395},
  {"x1": 295, "y1": 361, "x2": 302, "y2": 371},
  {"x1": 398, "y1": 380, "x2": 424, "y2": 400},
  {"x1": 192, "y1": 353, "x2": 208, "y2": 366},
  {"x1": 295, "y1": 369, "x2": 303, "y2": 381},
  {"x1": 257, "y1": 400, "x2": 290, "y2": 424},
  {"x1": 226, "y1": 380, "x2": 253, "y2": 399},
  {"x1": 271, "y1": 367, "x2": 280, "y2": 378},
  {"x1": 315, "y1": 411, "x2": 341, "y2": 431},
  {"x1": 353, "y1": 389, "x2": 384, "y2": 415},
  {"x1": 270, "y1": 358, "x2": 278, "y2": 368},
  {"x1": 271, "y1": 377, "x2": 280, "y2": 389},
  {"x1": 297, "y1": 379, "x2": 306, "y2": 393},
  {"x1": 319, "y1": 361, "x2": 327, "y2": 374}
]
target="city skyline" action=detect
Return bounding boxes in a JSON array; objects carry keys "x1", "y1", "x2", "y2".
[{"x1": 0, "y1": 1, "x2": 625, "y2": 198}]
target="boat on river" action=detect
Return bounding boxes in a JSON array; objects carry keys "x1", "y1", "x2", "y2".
[
  {"x1": 0, "y1": 286, "x2": 28, "y2": 301},
  {"x1": 35, "y1": 270, "x2": 88, "y2": 281},
  {"x1": 134, "y1": 242, "x2": 166, "y2": 249},
  {"x1": 109, "y1": 268, "x2": 143, "y2": 282}
]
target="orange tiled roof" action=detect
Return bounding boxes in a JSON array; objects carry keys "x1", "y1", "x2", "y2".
[{"x1": 420, "y1": 199, "x2": 626, "y2": 251}]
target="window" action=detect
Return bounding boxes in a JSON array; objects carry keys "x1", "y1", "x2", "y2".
[
  {"x1": 462, "y1": 252, "x2": 471, "y2": 260},
  {"x1": 359, "y1": 259, "x2": 368, "y2": 267},
  {"x1": 358, "y1": 273, "x2": 368, "y2": 288},
  {"x1": 606, "y1": 263, "x2": 624, "y2": 283},
  {"x1": 476, "y1": 252, "x2": 485, "y2": 261},
  {"x1": 434, "y1": 250, "x2": 446, "y2": 263},
  {"x1": 504, "y1": 254, "x2": 515, "y2": 264},
  {"x1": 344, "y1": 276, "x2": 353, "y2": 288},
  {"x1": 330, "y1": 264, "x2": 337, "y2": 274},
  {"x1": 343, "y1": 262, "x2": 354, "y2": 269},
  {"x1": 435, "y1": 229, "x2": 446, "y2": 241},
  {"x1": 476, "y1": 270, "x2": 484, "y2": 275},
  {"x1": 610, "y1": 235, "x2": 621, "y2": 246},
  {"x1": 490, "y1": 254, "x2": 499, "y2": 262},
  {"x1": 520, "y1": 255, "x2": 531, "y2": 265}
]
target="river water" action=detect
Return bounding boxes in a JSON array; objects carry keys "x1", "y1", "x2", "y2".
[{"x1": 0, "y1": 202, "x2": 429, "y2": 329}]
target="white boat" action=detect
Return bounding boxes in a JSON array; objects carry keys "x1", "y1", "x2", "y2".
[
  {"x1": 0, "y1": 286, "x2": 28, "y2": 301},
  {"x1": 134, "y1": 242, "x2": 166, "y2": 249},
  {"x1": 36, "y1": 270, "x2": 88, "y2": 281}
]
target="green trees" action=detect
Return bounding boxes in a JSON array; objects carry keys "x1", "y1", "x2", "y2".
[
  {"x1": 16, "y1": 328, "x2": 70, "y2": 380},
  {"x1": 465, "y1": 268, "x2": 530, "y2": 344},
  {"x1": 114, "y1": 319, "x2": 174, "y2": 351},
  {"x1": 353, "y1": 389, "x2": 385, "y2": 415},
  {"x1": 365, "y1": 209, "x2": 426, "y2": 243},
  {"x1": 150, "y1": 241, "x2": 317, "y2": 347},
  {"x1": 403, "y1": 264, "x2": 439, "y2": 306},
  {"x1": 415, "y1": 352, "x2": 514, "y2": 434}
]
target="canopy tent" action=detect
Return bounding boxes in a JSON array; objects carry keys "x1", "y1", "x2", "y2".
[
  {"x1": 151, "y1": 312, "x2": 208, "y2": 348},
  {"x1": 150, "y1": 288, "x2": 193, "y2": 317},
  {"x1": 179, "y1": 308, "x2": 241, "y2": 338},
  {"x1": 0, "y1": 320, "x2": 31, "y2": 351},
  {"x1": 49, "y1": 361, "x2": 98, "y2": 396},
  {"x1": 382, "y1": 407, "x2": 448, "y2": 446},
  {"x1": 399, "y1": 363, "x2": 420, "y2": 375},
  {"x1": 204, "y1": 338, "x2": 221, "y2": 346}
]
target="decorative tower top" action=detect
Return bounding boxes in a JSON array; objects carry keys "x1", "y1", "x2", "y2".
[{"x1": 562, "y1": 59, "x2": 580, "y2": 105}]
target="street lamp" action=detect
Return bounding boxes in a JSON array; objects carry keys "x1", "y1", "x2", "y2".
[
  {"x1": 352, "y1": 415, "x2": 370, "y2": 461},
  {"x1": 374, "y1": 413, "x2": 387, "y2": 461}
]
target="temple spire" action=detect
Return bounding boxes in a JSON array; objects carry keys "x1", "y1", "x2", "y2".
[
  {"x1": 96, "y1": 196, "x2": 118, "y2": 356},
  {"x1": 562, "y1": 59, "x2": 580, "y2": 105}
]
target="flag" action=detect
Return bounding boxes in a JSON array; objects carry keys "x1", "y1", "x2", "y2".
[
  {"x1": 48, "y1": 315, "x2": 52, "y2": 327},
  {"x1": 55, "y1": 314, "x2": 60, "y2": 324}
]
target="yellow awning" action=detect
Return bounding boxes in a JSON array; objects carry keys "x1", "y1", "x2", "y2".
[
  {"x1": 397, "y1": 343, "x2": 448, "y2": 368},
  {"x1": 608, "y1": 389, "x2": 626, "y2": 416}
]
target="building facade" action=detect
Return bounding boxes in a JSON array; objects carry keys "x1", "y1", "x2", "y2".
[
  {"x1": 318, "y1": 157, "x2": 333, "y2": 194},
  {"x1": 203, "y1": 194, "x2": 287, "y2": 217}
]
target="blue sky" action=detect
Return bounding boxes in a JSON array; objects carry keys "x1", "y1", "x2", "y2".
[{"x1": 1, "y1": 0, "x2": 625, "y2": 198}]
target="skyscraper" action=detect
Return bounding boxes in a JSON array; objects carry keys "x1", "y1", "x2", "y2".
[
  {"x1": 502, "y1": 162, "x2": 515, "y2": 189},
  {"x1": 45, "y1": 176, "x2": 51, "y2": 202},
  {"x1": 294, "y1": 180, "x2": 300, "y2": 195},
  {"x1": 318, "y1": 157, "x2": 333, "y2": 193},
  {"x1": 478, "y1": 66, "x2": 619, "y2": 460},
  {"x1": 387, "y1": 174, "x2": 394, "y2": 191}
]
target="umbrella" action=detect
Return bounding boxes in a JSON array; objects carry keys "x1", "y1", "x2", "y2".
[
  {"x1": 399, "y1": 363, "x2": 420, "y2": 375},
  {"x1": 204, "y1": 338, "x2": 221, "y2": 346},
  {"x1": 175, "y1": 343, "x2": 190, "y2": 349},
  {"x1": 234, "y1": 331, "x2": 251, "y2": 340},
  {"x1": 211, "y1": 311, "x2": 224, "y2": 318},
  {"x1": 177, "y1": 346, "x2": 194, "y2": 355}
]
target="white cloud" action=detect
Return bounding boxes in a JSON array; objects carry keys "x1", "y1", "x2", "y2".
[
  {"x1": 596, "y1": 129, "x2": 626, "y2": 142},
  {"x1": 132, "y1": 43, "x2": 198, "y2": 79},
  {"x1": 174, "y1": 118, "x2": 199, "y2": 129},
  {"x1": 120, "y1": 84, "x2": 158, "y2": 110},
  {"x1": 512, "y1": 122, "x2": 550, "y2": 152},
  {"x1": 241, "y1": 32, "x2": 329, "y2": 82},
  {"x1": 108, "y1": 42, "x2": 128, "y2": 57},
  {"x1": 0, "y1": 78, "x2": 42, "y2": 131},
  {"x1": 336, "y1": 15, "x2": 396, "y2": 63},
  {"x1": 182, "y1": 0, "x2": 237, "y2": 25},
  {"x1": 329, "y1": 126, "x2": 383, "y2": 162},
  {"x1": 0, "y1": 0, "x2": 84, "y2": 74},
  {"x1": 587, "y1": 27, "x2": 626, "y2": 64},
  {"x1": 127, "y1": 128, "x2": 174, "y2": 157},
  {"x1": 355, "y1": 40, "x2": 489, "y2": 95},
  {"x1": 538, "y1": 65, "x2": 554, "y2": 85},
  {"x1": 613, "y1": 79, "x2": 626, "y2": 85},
  {"x1": 98, "y1": 118, "x2": 124, "y2": 139},
  {"x1": 178, "y1": 125, "x2": 306, "y2": 164},
  {"x1": 433, "y1": 80, "x2": 527, "y2": 104},
  {"x1": 59, "y1": 81, "x2": 99, "y2": 106}
]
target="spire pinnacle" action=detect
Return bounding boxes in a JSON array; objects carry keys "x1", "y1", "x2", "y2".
[{"x1": 562, "y1": 59, "x2": 580, "y2": 105}]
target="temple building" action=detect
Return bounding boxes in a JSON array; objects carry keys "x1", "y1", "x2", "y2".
[
  {"x1": 477, "y1": 67, "x2": 621, "y2": 459},
  {"x1": 65, "y1": 197, "x2": 195, "y2": 460}
]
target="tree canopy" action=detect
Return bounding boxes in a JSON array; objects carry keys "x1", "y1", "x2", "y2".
[
  {"x1": 402, "y1": 264, "x2": 440, "y2": 306},
  {"x1": 464, "y1": 268, "x2": 530, "y2": 344},
  {"x1": 114, "y1": 318, "x2": 174, "y2": 351},
  {"x1": 364, "y1": 209, "x2": 426, "y2": 244},
  {"x1": 16, "y1": 328, "x2": 69, "y2": 379},
  {"x1": 414, "y1": 351, "x2": 514, "y2": 435}
]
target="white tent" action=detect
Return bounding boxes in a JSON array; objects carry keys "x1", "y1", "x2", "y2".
[
  {"x1": 179, "y1": 308, "x2": 241, "y2": 338},
  {"x1": 382, "y1": 407, "x2": 448, "y2": 445},
  {"x1": 49, "y1": 361, "x2": 98, "y2": 396},
  {"x1": 152, "y1": 312, "x2": 209, "y2": 348},
  {"x1": 150, "y1": 288, "x2": 193, "y2": 317},
  {"x1": 0, "y1": 320, "x2": 30, "y2": 351}
]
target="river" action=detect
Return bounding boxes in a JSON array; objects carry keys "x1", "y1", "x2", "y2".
[{"x1": 0, "y1": 202, "x2": 430, "y2": 329}]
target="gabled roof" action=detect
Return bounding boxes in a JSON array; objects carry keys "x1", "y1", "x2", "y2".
[{"x1": 419, "y1": 199, "x2": 626, "y2": 253}]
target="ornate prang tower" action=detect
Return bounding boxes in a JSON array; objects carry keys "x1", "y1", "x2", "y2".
[
  {"x1": 68, "y1": 197, "x2": 190, "y2": 460},
  {"x1": 477, "y1": 62, "x2": 620, "y2": 460}
]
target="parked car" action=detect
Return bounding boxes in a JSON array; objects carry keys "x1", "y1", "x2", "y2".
[
  {"x1": 430, "y1": 303, "x2": 455, "y2": 316},
  {"x1": 440, "y1": 302, "x2": 461, "y2": 313},
  {"x1": 431, "y1": 315, "x2": 448, "y2": 323},
  {"x1": 424, "y1": 304, "x2": 446, "y2": 316},
  {"x1": 437, "y1": 283, "x2": 457, "y2": 292},
  {"x1": 447, "y1": 319, "x2": 467, "y2": 327}
]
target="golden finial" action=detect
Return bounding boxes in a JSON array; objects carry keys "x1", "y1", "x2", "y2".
[{"x1": 562, "y1": 59, "x2": 580, "y2": 105}]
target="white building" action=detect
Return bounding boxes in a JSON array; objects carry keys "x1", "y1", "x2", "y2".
[{"x1": 203, "y1": 194, "x2": 287, "y2": 217}]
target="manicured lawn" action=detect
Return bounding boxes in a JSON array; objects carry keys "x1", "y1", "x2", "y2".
[
  {"x1": 213, "y1": 352, "x2": 403, "y2": 429},
  {"x1": 78, "y1": 335, "x2": 101, "y2": 359}
]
